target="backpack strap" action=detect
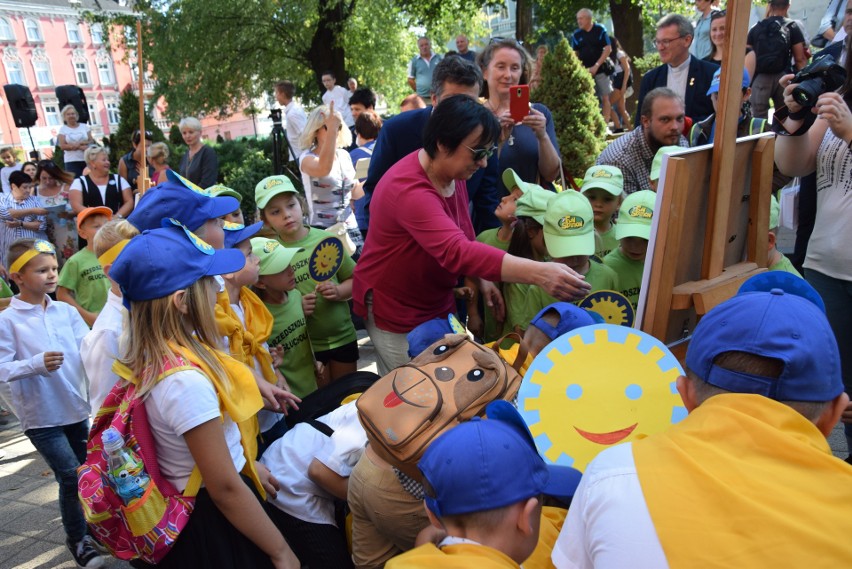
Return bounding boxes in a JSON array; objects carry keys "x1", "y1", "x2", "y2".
[
  {"x1": 184, "y1": 466, "x2": 202, "y2": 497},
  {"x1": 491, "y1": 332, "x2": 527, "y2": 373},
  {"x1": 307, "y1": 419, "x2": 335, "y2": 437}
]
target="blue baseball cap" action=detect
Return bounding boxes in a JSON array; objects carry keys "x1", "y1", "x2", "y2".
[
  {"x1": 407, "y1": 318, "x2": 453, "y2": 358},
  {"x1": 685, "y1": 288, "x2": 842, "y2": 402},
  {"x1": 707, "y1": 67, "x2": 751, "y2": 96},
  {"x1": 530, "y1": 302, "x2": 599, "y2": 341},
  {"x1": 737, "y1": 271, "x2": 825, "y2": 313},
  {"x1": 419, "y1": 400, "x2": 582, "y2": 517},
  {"x1": 111, "y1": 222, "x2": 246, "y2": 302},
  {"x1": 222, "y1": 220, "x2": 263, "y2": 248},
  {"x1": 128, "y1": 180, "x2": 239, "y2": 232}
]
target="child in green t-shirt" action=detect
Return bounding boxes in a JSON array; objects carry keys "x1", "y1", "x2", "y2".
[
  {"x1": 255, "y1": 175, "x2": 358, "y2": 384},
  {"x1": 468, "y1": 168, "x2": 525, "y2": 340},
  {"x1": 536, "y1": 190, "x2": 618, "y2": 310},
  {"x1": 603, "y1": 190, "x2": 656, "y2": 310},
  {"x1": 767, "y1": 194, "x2": 802, "y2": 277},
  {"x1": 580, "y1": 165, "x2": 624, "y2": 259},
  {"x1": 57, "y1": 207, "x2": 111, "y2": 326},
  {"x1": 252, "y1": 237, "x2": 320, "y2": 399}
]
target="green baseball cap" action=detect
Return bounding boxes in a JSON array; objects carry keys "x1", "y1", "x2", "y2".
[
  {"x1": 250, "y1": 237, "x2": 303, "y2": 276},
  {"x1": 543, "y1": 191, "x2": 595, "y2": 258},
  {"x1": 515, "y1": 186, "x2": 552, "y2": 225},
  {"x1": 208, "y1": 184, "x2": 243, "y2": 203},
  {"x1": 615, "y1": 190, "x2": 656, "y2": 241},
  {"x1": 770, "y1": 194, "x2": 779, "y2": 230},
  {"x1": 580, "y1": 165, "x2": 624, "y2": 197},
  {"x1": 649, "y1": 146, "x2": 683, "y2": 182},
  {"x1": 502, "y1": 168, "x2": 545, "y2": 196},
  {"x1": 255, "y1": 175, "x2": 298, "y2": 209}
]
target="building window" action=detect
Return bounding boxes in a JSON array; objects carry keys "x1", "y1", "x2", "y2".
[
  {"x1": 87, "y1": 101, "x2": 98, "y2": 125},
  {"x1": 106, "y1": 101, "x2": 119, "y2": 124},
  {"x1": 43, "y1": 103, "x2": 61, "y2": 126},
  {"x1": 66, "y1": 20, "x2": 82, "y2": 44},
  {"x1": 96, "y1": 52, "x2": 115, "y2": 86},
  {"x1": 0, "y1": 18, "x2": 14, "y2": 41},
  {"x1": 33, "y1": 59, "x2": 52, "y2": 86},
  {"x1": 24, "y1": 19, "x2": 42, "y2": 42},
  {"x1": 73, "y1": 60, "x2": 90, "y2": 85},
  {"x1": 90, "y1": 23, "x2": 103, "y2": 45},
  {"x1": 4, "y1": 59, "x2": 25, "y2": 85}
]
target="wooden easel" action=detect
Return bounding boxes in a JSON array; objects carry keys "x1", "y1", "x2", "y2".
[{"x1": 638, "y1": 0, "x2": 775, "y2": 357}]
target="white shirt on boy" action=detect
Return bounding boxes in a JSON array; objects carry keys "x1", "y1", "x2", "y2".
[{"x1": 0, "y1": 295, "x2": 91, "y2": 431}]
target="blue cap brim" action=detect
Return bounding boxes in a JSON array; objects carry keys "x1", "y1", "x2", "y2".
[
  {"x1": 738, "y1": 271, "x2": 825, "y2": 313},
  {"x1": 207, "y1": 248, "x2": 248, "y2": 278},
  {"x1": 224, "y1": 221, "x2": 263, "y2": 248},
  {"x1": 544, "y1": 464, "x2": 583, "y2": 501}
]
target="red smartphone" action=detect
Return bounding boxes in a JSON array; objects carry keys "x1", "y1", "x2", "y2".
[{"x1": 509, "y1": 85, "x2": 530, "y2": 123}]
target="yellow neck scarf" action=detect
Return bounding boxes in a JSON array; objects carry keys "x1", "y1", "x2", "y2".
[
  {"x1": 633, "y1": 394, "x2": 852, "y2": 567},
  {"x1": 215, "y1": 288, "x2": 276, "y2": 384}
]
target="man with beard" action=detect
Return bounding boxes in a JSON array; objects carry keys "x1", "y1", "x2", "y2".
[{"x1": 596, "y1": 88, "x2": 689, "y2": 194}]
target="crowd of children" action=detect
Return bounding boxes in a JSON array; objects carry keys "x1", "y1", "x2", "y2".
[{"x1": 0, "y1": 149, "x2": 819, "y2": 569}]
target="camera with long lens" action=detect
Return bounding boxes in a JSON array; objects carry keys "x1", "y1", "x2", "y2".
[
  {"x1": 269, "y1": 107, "x2": 283, "y2": 126},
  {"x1": 791, "y1": 54, "x2": 847, "y2": 108}
]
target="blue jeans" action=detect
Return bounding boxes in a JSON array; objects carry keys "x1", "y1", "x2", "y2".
[
  {"x1": 25, "y1": 420, "x2": 90, "y2": 542},
  {"x1": 805, "y1": 269, "x2": 852, "y2": 454}
]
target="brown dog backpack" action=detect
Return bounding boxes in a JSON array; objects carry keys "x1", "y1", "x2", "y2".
[{"x1": 356, "y1": 334, "x2": 522, "y2": 478}]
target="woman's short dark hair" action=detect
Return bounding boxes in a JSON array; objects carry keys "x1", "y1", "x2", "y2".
[
  {"x1": 9, "y1": 170, "x2": 32, "y2": 187},
  {"x1": 422, "y1": 95, "x2": 500, "y2": 158},
  {"x1": 354, "y1": 111, "x2": 383, "y2": 140}
]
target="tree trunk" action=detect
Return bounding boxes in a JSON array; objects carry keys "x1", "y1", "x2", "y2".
[
  {"x1": 307, "y1": 0, "x2": 355, "y2": 95},
  {"x1": 516, "y1": 0, "x2": 533, "y2": 44},
  {"x1": 609, "y1": 0, "x2": 643, "y2": 114}
]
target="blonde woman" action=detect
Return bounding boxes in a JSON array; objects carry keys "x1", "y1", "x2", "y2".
[
  {"x1": 178, "y1": 117, "x2": 218, "y2": 187},
  {"x1": 57, "y1": 105, "x2": 95, "y2": 177},
  {"x1": 298, "y1": 102, "x2": 363, "y2": 251},
  {"x1": 148, "y1": 142, "x2": 171, "y2": 185},
  {"x1": 68, "y1": 147, "x2": 133, "y2": 217}
]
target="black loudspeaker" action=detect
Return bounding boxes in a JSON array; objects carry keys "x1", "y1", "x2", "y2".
[
  {"x1": 55, "y1": 85, "x2": 89, "y2": 124},
  {"x1": 3, "y1": 84, "x2": 37, "y2": 128}
]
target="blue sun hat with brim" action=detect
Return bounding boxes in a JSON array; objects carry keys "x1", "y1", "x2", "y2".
[
  {"x1": 419, "y1": 400, "x2": 582, "y2": 517},
  {"x1": 407, "y1": 318, "x2": 454, "y2": 358},
  {"x1": 111, "y1": 220, "x2": 246, "y2": 303},
  {"x1": 222, "y1": 220, "x2": 264, "y2": 248},
  {"x1": 530, "y1": 302, "x2": 600, "y2": 341},
  {"x1": 128, "y1": 180, "x2": 239, "y2": 233}
]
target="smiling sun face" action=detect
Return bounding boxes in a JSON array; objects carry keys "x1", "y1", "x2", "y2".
[
  {"x1": 518, "y1": 324, "x2": 686, "y2": 472},
  {"x1": 309, "y1": 237, "x2": 343, "y2": 282}
]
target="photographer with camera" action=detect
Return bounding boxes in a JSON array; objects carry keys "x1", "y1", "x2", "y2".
[{"x1": 774, "y1": 48, "x2": 852, "y2": 465}]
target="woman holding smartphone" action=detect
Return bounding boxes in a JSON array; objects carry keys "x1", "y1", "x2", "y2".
[{"x1": 477, "y1": 38, "x2": 561, "y2": 192}]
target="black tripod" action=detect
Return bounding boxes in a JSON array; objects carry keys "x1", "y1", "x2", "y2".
[{"x1": 269, "y1": 108, "x2": 294, "y2": 176}]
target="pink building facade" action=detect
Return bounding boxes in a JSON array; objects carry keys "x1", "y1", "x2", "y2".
[{"x1": 0, "y1": 0, "x2": 147, "y2": 156}]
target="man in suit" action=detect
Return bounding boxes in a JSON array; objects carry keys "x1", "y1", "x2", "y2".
[
  {"x1": 363, "y1": 56, "x2": 501, "y2": 235},
  {"x1": 635, "y1": 14, "x2": 718, "y2": 126}
]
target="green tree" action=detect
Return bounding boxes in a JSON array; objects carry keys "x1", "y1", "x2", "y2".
[
  {"x1": 87, "y1": 0, "x2": 493, "y2": 121},
  {"x1": 109, "y1": 87, "x2": 166, "y2": 169},
  {"x1": 533, "y1": 37, "x2": 606, "y2": 179}
]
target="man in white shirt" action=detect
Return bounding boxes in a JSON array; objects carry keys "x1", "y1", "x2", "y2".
[
  {"x1": 275, "y1": 80, "x2": 308, "y2": 162},
  {"x1": 321, "y1": 71, "x2": 355, "y2": 128}
]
